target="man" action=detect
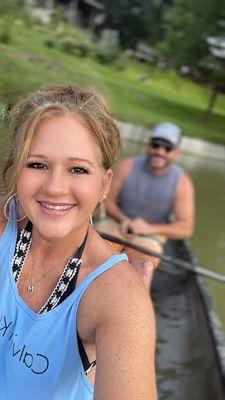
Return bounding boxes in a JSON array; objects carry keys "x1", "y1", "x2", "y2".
[{"x1": 101, "y1": 122, "x2": 195, "y2": 254}]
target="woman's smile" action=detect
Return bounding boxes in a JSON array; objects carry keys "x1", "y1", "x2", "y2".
[{"x1": 38, "y1": 200, "x2": 75, "y2": 215}]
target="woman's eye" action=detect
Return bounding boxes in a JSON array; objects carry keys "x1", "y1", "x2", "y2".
[
  {"x1": 26, "y1": 162, "x2": 48, "y2": 170},
  {"x1": 70, "y1": 167, "x2": 89, "y2": 174}
]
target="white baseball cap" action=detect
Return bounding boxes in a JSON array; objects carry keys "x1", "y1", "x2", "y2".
[{"x1": 151, "y1": 123, "x2": 181, "y2": 146}]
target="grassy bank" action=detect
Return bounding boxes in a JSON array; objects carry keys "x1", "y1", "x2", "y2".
[{"x1": 0, "y1": 17, "x2": 225, "y2": 144}]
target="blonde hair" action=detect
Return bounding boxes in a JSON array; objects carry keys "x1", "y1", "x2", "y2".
[{"x1": 3, "y1": 85, "x2": 121, "y2": 197}]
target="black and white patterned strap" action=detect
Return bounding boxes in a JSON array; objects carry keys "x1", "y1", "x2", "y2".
[
  {"x1": 12, "y1": 221, "x2": 88, "y2": 314},
  {"x1": 12, "y1": 221, "x2": 32, "y2": 285}
]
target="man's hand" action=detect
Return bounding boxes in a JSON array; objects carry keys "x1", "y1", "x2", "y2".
[
  {"x1": 125, "y1": 247, "x2": 157, "y2": 291},
  {"x1": 120, "y1": 218, "x2": 133, "y2": 238},
  {"x1": 103, "y1": 239, "x2": 159, "y2": 292},
  {"x1": 129, "y1": 217, "x2": 155, "y2": 236}
]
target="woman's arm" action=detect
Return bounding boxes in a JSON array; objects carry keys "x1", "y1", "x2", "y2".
[
  {"x1": 94, "y1": 261, "x2": 157, "y2": 399},
  {"x1": 79, "y1": 260, "x2": 157, "y2": 400}
]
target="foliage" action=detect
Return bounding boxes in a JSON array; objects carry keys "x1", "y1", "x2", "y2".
[
  {"x1": 73, "y1": 42, "x2": 90, "y2": 57},
  {"x1": 155, "y1": 0, "x2": 225, "y2": 119},
  {"x1": 43, "y1": 38, "x2": 56, "y2": 49},
  {"x1": 0, "y1": 19, "x2": 12, "y2": 44},
  {"x1": 59, "y1": 36, "x2": 79, "y2": 54},
  {"x1": 0, "y1": 0, "x2": 26, "y2": 15},
  {"x1": 0, "y1": 0, "x2": 26, "y2": 45},
  {"x1": 100, "y1": 0, "x2": 167, "y2": 48},
  {"x1": 0, "y1": 11, "x2": 224, "y2": 144},
  {"x1": 50, "y1": 8, "x2": 67, "y2": 26},
  {"x1": 112, "y1": 53, "x2": 130, "y2": 70},
  {"x1": 159, "y1": 0, "x2": 225, "y2": 70},
  {"x1": 94, "y1": 45, "x2": 120, "y2": 64},
  {"x1": 99, "y1": 0, "x2": 224, "y2": 119},
  {"x1": 59, "y1": 36, "x2": 90, "y2": 57}
]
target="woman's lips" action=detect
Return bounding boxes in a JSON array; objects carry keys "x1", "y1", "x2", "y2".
[{"x1": 38, "y1": 201, "x2": 75, "y2": 214}]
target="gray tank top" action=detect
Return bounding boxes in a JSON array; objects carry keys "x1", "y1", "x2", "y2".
[{"x1": 119, "y1": 156, "x2": 183, "y2": 223}]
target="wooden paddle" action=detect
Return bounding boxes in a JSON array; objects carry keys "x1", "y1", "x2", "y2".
[{"x1": 99, "y1": 232, "x2": 225, "y2": 283}]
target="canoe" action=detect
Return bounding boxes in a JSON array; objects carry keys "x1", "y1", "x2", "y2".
[
  {"x1": 97, "y1": 217, "x2": 225, "y2": 398},
  {"x1": 152, "y1": 239, "x2": 225, "y2": 400}
]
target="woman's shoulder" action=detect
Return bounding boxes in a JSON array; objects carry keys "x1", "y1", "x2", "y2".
[
  {"x1": 82, "y1": 252, "x2": 151, "y2": 317},
  {"x1": 86, "y1": 232, "x2": 147, "y2": 296},
  {"x1": 78, "y1": 231, "x2": 152, "y2": 325},
  {"x1": 96, "y1": 258, "x2": 149, "y2": 303},
  {"x1": 78, "y1": 254, "x2": 154, "y2": 344},
  {"x1": 84, "y1": 233, "x2": 135, "y2": 287}
]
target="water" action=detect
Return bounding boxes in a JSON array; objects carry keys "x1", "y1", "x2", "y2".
[
  {"x1": 179, "y1": 153, "x2": 225, "y2": 331},
  {"x1": 122, "y1": 140, "x2": 225, "y2": 331}
]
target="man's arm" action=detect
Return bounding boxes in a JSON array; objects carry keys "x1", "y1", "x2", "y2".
[
  {"x1": 105, "y1": 158, "x2": 133, "y2": 223},
  {"x1": 129, "y1": 173, "x2": 195, "y2": 240}
]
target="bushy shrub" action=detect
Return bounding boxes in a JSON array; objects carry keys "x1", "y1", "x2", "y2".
[
  {"x1": 73, "y1": 42, "x2": 89, "y2": 57},
  {"x1": 59, "y1": 36, "x2": 90, "y2": 57},
  {"x1": 113, "y1": 53, "x2": 129, "y2": 70},
  {"x1": 43, "y1": 38, "x2": 56, "y2": 48},
  {"x1": 0, "y1": 20, "x2": 12, "y2": 44},
  {"x1": 0, "y1": 27, "x2": 11, "y2": 44},
  {"x1": 51, "y1": 9, "x2": 67, "y2": 26},
  {"x1": 59, "y1": 36, "x2": 77, "y2": 53},
  {"x1": 94, "y1": 45, "x2": 120, "y2": 64}
]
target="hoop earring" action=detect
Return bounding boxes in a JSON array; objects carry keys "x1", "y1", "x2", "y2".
[
  {"x1": 89, "y1": 214, "x2": 93, "y2": 226},
  {"x1": 3, "y1": 193, "x2": 27, "y2": 223},
  {"x1": 100, "y1": 193, "x2": 106, "y2": 203}
]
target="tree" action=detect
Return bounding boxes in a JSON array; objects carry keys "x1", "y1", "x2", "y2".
[
  {"x1": 201, "y1": 31, "x2": 225, "y2": 122},
  {"x1": 100, "y1": 0, "x2": 168, "y2": 48},
  {"x1": 158, "y1": 0, "x2": 225, "y2": 120}
]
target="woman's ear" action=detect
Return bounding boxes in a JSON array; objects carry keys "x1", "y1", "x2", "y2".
[{"x1": 100, "y1": 169, "x2": 113, "y2": 202}]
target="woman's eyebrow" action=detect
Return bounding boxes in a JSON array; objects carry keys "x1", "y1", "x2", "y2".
[{"x1": 67, "y1": 157, "x2": 94, "y2": 166}]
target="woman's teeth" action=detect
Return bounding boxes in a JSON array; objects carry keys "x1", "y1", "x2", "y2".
[{"x1": 41, "y1": 203, "x2": 73, "y2": 211}]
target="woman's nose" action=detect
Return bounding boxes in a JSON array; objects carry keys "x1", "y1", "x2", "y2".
[{"x1": 43, "y1": 169, "x2": 68, "y2": 196}]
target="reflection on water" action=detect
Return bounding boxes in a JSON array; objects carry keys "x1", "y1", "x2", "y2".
[{"x1": 122, "y1": 139, "x2": 225, "y2": 330}]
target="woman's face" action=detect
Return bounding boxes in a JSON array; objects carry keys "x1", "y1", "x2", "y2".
[{"x1": 17, "y1": 114, "x2": 112, "y2": 241}]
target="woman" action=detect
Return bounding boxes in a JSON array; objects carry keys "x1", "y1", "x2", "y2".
[{"x1": 0, "y1": 86, "x2": 157, "y2": 399}]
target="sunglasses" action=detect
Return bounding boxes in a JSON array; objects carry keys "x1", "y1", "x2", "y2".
[{"x1": 150, "y1": 140, "x2": 174, "y2": 153}]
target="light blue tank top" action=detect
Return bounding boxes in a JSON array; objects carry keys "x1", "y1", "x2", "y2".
[
  {"x1": 0, "y1": 208, "x2": 128, "y2": 400},
  {"x1": 119, "y1": 156, "x2": 183, "y2": 223}
]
